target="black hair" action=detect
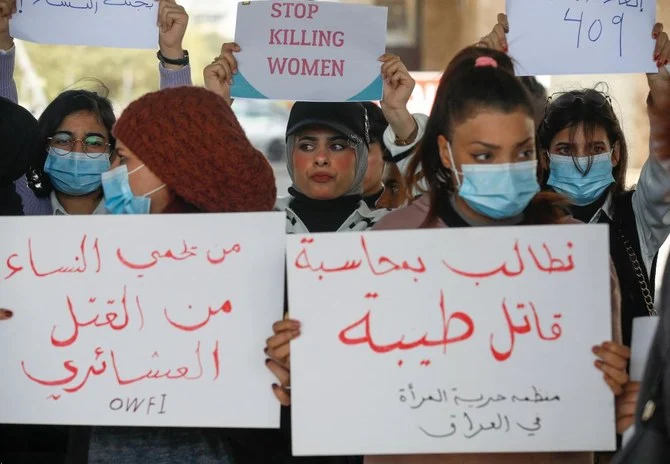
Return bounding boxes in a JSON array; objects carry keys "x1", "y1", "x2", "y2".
[
  {"x1": 407, "y1": 46, "x2": 569, "y2": 226},
  {"x1": 28, "y1": 89, "x2": 116, "y2": 197},
  {"x1": 537, "y1": 86, "x2": 627, "y2": 196},
  {"x1": 407, "y1": 46, "x2": 535, "y2": 222}
]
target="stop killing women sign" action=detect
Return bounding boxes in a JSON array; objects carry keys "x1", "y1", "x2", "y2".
[{"x1": 231, "y1": 1, "x2": 388, "y2": 102}]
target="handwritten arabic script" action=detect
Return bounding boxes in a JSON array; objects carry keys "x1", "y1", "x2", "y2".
[
  {"x1": 399, "y1": 384, "x2": 560, "y2": 440},
  {"x1": 0, "y1": 213, "x2": 285, "y2": 428},
  {"x1": 22, "y1": 0, "x2": 154, "y2": 15},
  {"x1": 10, "y1": 0, "x2": 159, "y2": 48},
  {"x1": 287, "y1": 225, "x2": 616, "y2": 455}
]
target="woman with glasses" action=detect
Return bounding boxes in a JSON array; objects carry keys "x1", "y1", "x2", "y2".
[
  {"x1": 61, "y1": 84, "x2": 276, "y2": 464},
  {"x1": 0, "y1": 0, "x2": 192, "y2": 216},
  {"x1": 24, "y1": 89, "x2": 117, "y2": 216}
]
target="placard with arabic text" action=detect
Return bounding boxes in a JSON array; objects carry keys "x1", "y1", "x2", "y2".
[
  {"x1": 0, "y1": 213, "x2": 285, "y2": 428},
  {"x1": 10, "y1": 0, "x2": 158, "y2": 48},
  {"x1": 288, "y1": 224, "x2": 615, "y2": 455}
]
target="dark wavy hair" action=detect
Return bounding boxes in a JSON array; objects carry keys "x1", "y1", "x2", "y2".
[
  {"x1": 28, "y1": 88, "x2": 116, "y2": 197},
  {"x1": 537, "y1": 87, "x2": 628, "y2": 197}
]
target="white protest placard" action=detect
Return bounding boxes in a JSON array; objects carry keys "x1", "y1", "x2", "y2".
[
  {"x1": 231, "y1": 1, "x2": 387, "y2": 101},
  {"x1": 287, "y1": 225, "x2": 615, "y2": 456},
  {"x1": 0, "y1": 213, "x2": 285, "y2": 428},
  {"x1": 10, "y1": 0, "x2": 158, "y2": 49},
  {"x1": 507, "y1": 0, "x2": 657, "y2": 76}
]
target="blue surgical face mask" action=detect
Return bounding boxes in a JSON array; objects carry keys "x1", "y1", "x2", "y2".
[
  {"x1": 43, "y1": 147, "x2": 111, "y2": 196},
  {"x1": 448, "y1": 144, "x2": 540, "y2": 220},
  {"x1": 546, "y1": 152, "x2": 615, "y2": 206},
  {"x1": 101, "y1": 164, "x2": 166, "y2": 215}
]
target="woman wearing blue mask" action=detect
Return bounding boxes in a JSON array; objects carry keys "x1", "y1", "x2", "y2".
[
  {"x1": 25, "y1": 88, "x2": 117, "y2": 216},
  {"x1": 538, "y1": 83, "x2": 670, "y2": 354},
  {"x1": 0, "y1": 0, "x2": 194, "y2": 216},
  {"x1": 69, "y1": 86, "x2": 276, "y2": 463},
  {"x1": 370, "y1": 46, "x2": 629, "y2": 464},
  {"x1": 483, "y1": 13, "x2": 670, "y2": 356}
]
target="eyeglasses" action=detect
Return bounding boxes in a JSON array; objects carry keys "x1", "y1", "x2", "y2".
[
  {"x1": 47, "y1": 132, "x2": 111, "y2": 158},
  {"x1": 547, "y1": 90, "x2": 612, "y2": 109}
]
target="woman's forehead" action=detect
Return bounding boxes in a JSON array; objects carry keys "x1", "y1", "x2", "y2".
[
  {"x1": 552, "y1": 123, "x2": 610, "y2": 143},
  {"x1": 453, "y1": 109, "x2": 535, "y2": 142}
]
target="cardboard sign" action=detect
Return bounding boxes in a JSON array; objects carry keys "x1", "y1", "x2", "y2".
[
  {"x1": 231, "y1": 1, "x2": 387, "y2": 101},
  {"x1": 507, "y1": 0, "x2": 657, "y2": 75},
  {"x1": 0, "y1": 213, "x2": 285, "y2": 428},
  {"x1": 10, "y1": 0, "x2": 158, "y2": 48},
  {"x1": 287, "y1": 225, "x2": 616, "y2": 455}
]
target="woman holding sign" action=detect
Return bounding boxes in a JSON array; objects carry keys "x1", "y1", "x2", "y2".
[
  {"x1": 99, "y1": 86, "x2": 276, "y2": 215},
  {"x1": 63, "y1": 85, "x2": 276, "y2": 462},
  {"x1": 206, "y1": 44, "x2": 422, "y2": 463},
  {"x1": 205, "y1": 43, "x2": 424, "y2": 230},
  {"x1": 482, "y1": 14, "x2": 670, "y2": 353},
  {"x1": 362, "y1": 45, "x2": 629, "y2": 464},
  {"x1": 0, "y1": 0, "x2": 193, "y2": 216}
]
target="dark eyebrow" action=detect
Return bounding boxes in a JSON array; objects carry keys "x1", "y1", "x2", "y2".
[
  {"x1": 515, "y1": 137, "x2": 533, "y2": 148},
  {"x1": 84, "y1": 132, "x2": 107, "y2": 139},
  {"x1": 53, "y1": 130, "x2": 107, "y2": 140},
  {"x1": 469, "y1": 141, "x2": 501, "y2": 150}
]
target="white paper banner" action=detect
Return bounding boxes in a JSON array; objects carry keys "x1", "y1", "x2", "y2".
[
  {"x1": 288, "y1": 224, "x2": 616, "y2": 456},
  {"x1": 507, "y1": 0, "x2": 657, "y2": 76},
  {"x1": 0, "y1": 213, "x2": 285, "y2": 428},
  {"x1": 10, "y1": 0, "x2": 158, "y2": 48},
  {"x1": 231, "y1": 1, "x2": 387, "y2": 101}
]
